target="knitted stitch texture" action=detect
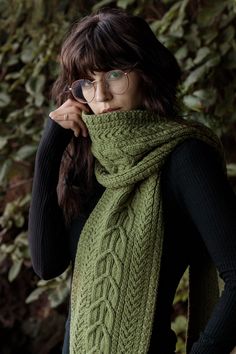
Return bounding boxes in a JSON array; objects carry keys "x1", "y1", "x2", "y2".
[{"x1": 70, "y1": 110, "x2": 224, "y2": 354}]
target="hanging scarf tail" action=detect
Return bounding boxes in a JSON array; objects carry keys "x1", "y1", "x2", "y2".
[{"x1": 69, "y1": 110, "x2": 224, "y2": 354}]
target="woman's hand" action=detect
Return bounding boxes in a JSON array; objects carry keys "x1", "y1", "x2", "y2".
[{"x1": 49, "y1": 99, "x2": 89, "y2": 137}]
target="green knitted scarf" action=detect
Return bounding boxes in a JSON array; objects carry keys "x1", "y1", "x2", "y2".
[{"x1": 70, "y1": 110, "x2": 224, "y2": 354}]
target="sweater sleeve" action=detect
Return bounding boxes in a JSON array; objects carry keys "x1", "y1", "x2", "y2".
[
  {"x1": 168, "y1": 138, "x2": 236, "y2": 354},
  {"x1": 28, "y1": 117, "x2": 73, "y2": 280}
]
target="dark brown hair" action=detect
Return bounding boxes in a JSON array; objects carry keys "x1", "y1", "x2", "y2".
[{"x1": 51, "y1": 7, "x2": 181, "y2": 223}]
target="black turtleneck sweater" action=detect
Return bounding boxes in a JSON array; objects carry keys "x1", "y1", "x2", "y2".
[{"x1": 28, "y1": 118, "x2": 236, "y2": 354}]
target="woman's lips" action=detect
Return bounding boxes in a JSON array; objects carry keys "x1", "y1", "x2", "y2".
[{"x1": 102, "y1": 107, "x2": 121, "y2": 113}]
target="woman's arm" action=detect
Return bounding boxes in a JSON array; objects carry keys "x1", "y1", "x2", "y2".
[
  {"x1": 28, "y1": 99, "x2": 89, "y2": 279},
  {"x1": 28, "y1": 117, "x2": 73, "y2": 279},
  {"x1": 169, "y1": 138, "x2": 236, "y2": 354}
]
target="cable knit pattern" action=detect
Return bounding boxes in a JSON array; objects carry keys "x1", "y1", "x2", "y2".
[{"x1": 69, "y1": 110, "x2": 224, "y2": 354}]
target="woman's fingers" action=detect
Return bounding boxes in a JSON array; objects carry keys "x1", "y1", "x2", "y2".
[
  {"x1": 49, "y1": 99, "x2": 89, "y2": 137},
  {"x1": 58, "y1": 98, "x2": 90, "y2": 112},
  {"x1": 54, "y1": 112, "x2": 87, "y2": 137}
]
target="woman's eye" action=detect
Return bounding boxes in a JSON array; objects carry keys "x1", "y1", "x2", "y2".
[{"x1": 107, "y1": 70, "x2": 123, "y2": 80}]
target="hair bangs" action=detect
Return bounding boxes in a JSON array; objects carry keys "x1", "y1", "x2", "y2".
[{"x1": 70, "y1": 24, "x2": 138, "y2": 80}]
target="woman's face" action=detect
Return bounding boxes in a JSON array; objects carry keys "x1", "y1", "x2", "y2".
[{"x1": 85, "y1": 70, "x2": 143, "y2": 114}]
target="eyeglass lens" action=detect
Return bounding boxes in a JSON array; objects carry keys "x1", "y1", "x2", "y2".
[{"x1": 71, "y1": 70, "x2": 129, "y2": 103}]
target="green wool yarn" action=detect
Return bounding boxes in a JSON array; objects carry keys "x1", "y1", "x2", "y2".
[{"x1": 70, "y1": 110, "x2": 224, "y2": 354}]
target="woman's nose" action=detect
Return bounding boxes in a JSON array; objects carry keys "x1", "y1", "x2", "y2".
[{"x1": 94, "y1": 81, "x2": 112, "y2": 102}]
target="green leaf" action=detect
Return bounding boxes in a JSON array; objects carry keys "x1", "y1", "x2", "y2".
[
  {"x1": 19, "y1": 193, "x2": 31, "y2": 207},
  {"x1": 37, "y1": 279, "x2": 51, "y2": 287},
  {"x1": 25, "y1": 74, "x2": 45, "y2": 97},
  {"x1": 194, "y1": 47, "x2": 211, "y2": 65},
  {"x1": 13, "y1": 145, "x2": 37, "y2": 161},
  {"x1": 48, "y1": 285, "x2": 70, "y2": 308},
  {"x1": 0, "y1": 92, "x2": 11, "y2": 107},
  {"x1": 151, "y1": 2, "x2": 181, "y2": 35},
  {"x1": 117, "y1": 0, "x2": 136, "y2": 9},
  {"x1": 0, "y1": 136, "x2": 8, "y2": 149},
  {"x1": 5, "y1": 72, "x2": 21, "y2": 80},
  {"x1": 220, "y1": 42, "x2": 231, "y2": 55},
  {"x1": 183, "y1": 95, "x2": 204, "y2": 112},
  {"x1": 221, "y1": 25, "x2": 235, "y2": 43},
  {"x1": 193, "y1": 89, "x2": 217, "y2": 106},
  {"x1": 14, "y1": 232, "x2": 28, "y2": 246},
  {"x1": 169, "y1": 0, "x2": 189, "y2": 38},
  {"x1": 35, "y1": 93, "x2": 44, "y2": 107},
  {"x1": 183, "y1": 65, "x2": 207, "y2": 90},
  {"x1": 197, "y1": 1, "x2": 228, "y2": 27},
  {"x1": 0, "y1": 244, "x2": 15, "y2": 254},
  {"x1": 0, "y1": 252, "x2": 7, "y2": 264},
  {"x1": 25, "y1": 287, "x2": 46, "y2": 303},
  {"x1": 6, "y1": 55, "x2": 19, "y2": 66},
  {"x1": 171, "y1": 315, "x2": 187, "y2": 334},
  {"x1": 175, "y1": 45, "x2": 188, "y2": 61},
  {"x1": 0, "y1": 159, "x2": 12, "y2": 185},
  {"x1": 205, "y1": 55, "x2": 221, "y2": 69},
  {"x1": 20, "y1": 47, "x2": 34, "y2": 63},
  {"x1": 14, "y1": 214, "x2": 25, "y2": 228},
  {"x1": 203, "y1": 28, "x2": 218, "y2": 45},
  {"x1": 8, "y1": 259, "x2": 23, "y2": 282},
  {"x1": 227, "y1": 163, "x2": 236, "y2": 177}
]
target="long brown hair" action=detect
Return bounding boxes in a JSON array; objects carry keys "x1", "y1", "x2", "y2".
[{"x1": 51, "y1": 7, "x2": 181, "y2": 223}]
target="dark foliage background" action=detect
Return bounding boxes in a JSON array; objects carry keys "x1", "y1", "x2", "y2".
[{"x1": 0, "y1": 0, "x2": 236, "y2": 353}]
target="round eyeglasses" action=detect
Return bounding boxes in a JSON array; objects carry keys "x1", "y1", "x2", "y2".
[{"x1": 69, "y1": 70, "x2": 129, "y2": 104}]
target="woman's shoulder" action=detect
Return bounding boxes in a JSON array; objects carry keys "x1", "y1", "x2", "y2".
[
  {"x1": 162, "y1": 137, "x2": 225, "y2": 190},
  {"x1": 167, "y1": 137, "x2": 222, "y2": 168}
]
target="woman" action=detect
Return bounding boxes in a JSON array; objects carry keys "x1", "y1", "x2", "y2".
[{"x1": 28, "y1": 8, "x2": 236, "y2": 354}]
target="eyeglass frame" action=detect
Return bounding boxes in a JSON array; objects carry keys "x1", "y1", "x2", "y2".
[{"x1": 68, "y1": 69, "x2": 131, "y2": 104}]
